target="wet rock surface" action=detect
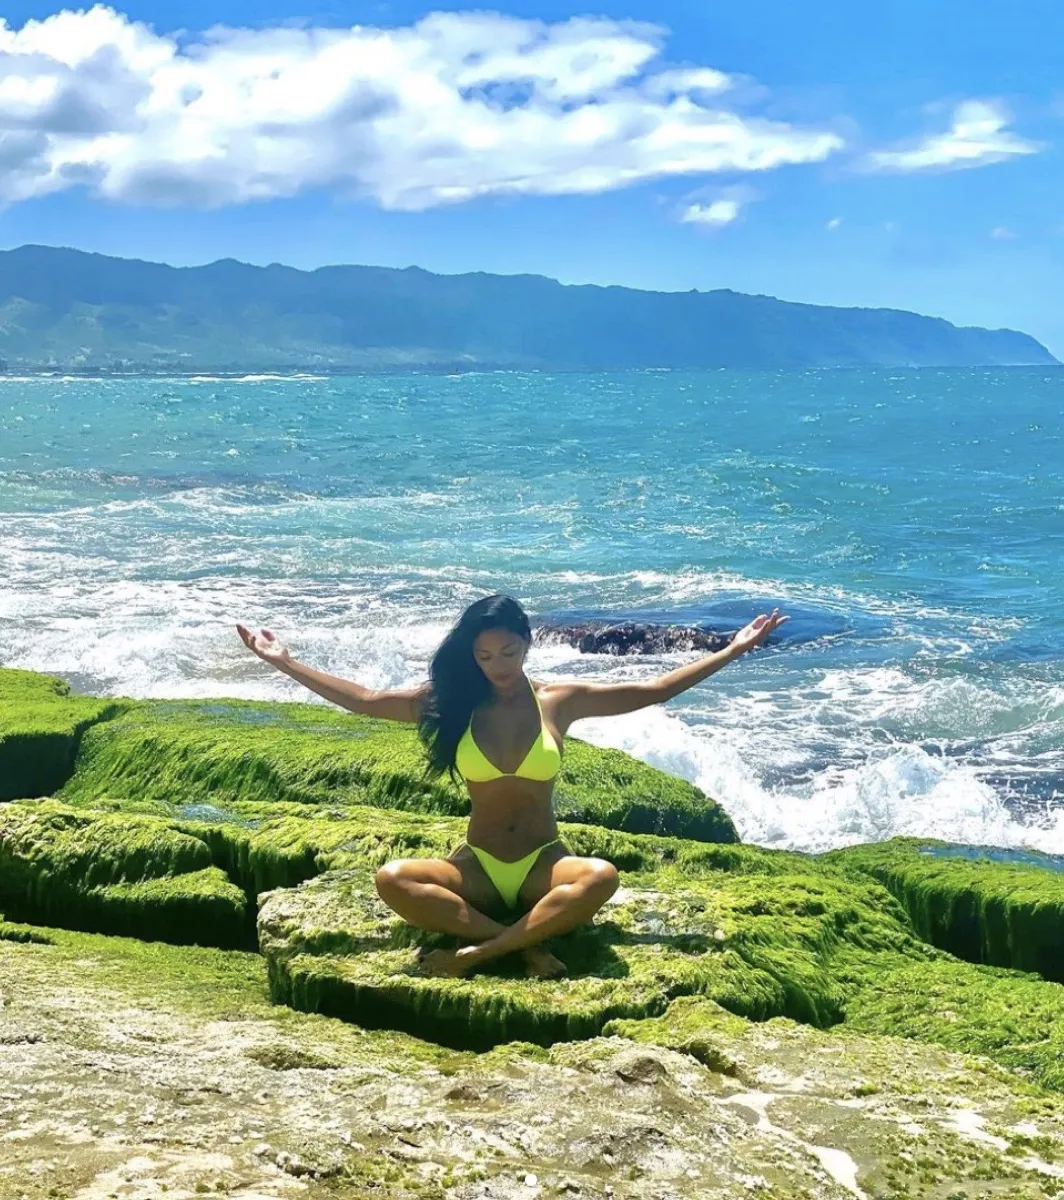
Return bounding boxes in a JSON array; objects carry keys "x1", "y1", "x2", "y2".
[{"x1": 2, "y1": 930, "x2": 1063, "y2": 1200}]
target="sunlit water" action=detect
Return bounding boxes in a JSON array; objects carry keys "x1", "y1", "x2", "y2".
[{"x1": 2, "y1": 368, "x2": 1062, "y2": 853}]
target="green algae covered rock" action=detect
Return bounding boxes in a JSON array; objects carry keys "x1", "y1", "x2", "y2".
[
  {"x1": 610, "y1": 974, "x2": 1064, "y2": 1096},
  {"x1": 259, "y1": 868, "x2": 776, "y2": 1049},
  {"x1": 603, "y1": 995, "x2": 749, "y2": 1076},
  {"x1": 58, "y1": 694, "x2": 737, "y2": 842},
  {"x1": 5, "y1": 794, "x2": 1064, "y2": 1101},
  {"x1": 616, "y1": 965, "x2": 1064, "y2": 1097},
  {"x1": 0, "y1": 914, "x2": 53, "y2": 944},
  {"x1": 250, "y1": 805, "x2": 940, "y2": 1048},
  {"x1": 845, "y1": 956, "x2": 1064, "y2": 1093},
  {"x1": 0, "y1": 667, "x2": 127, "y2": 800},
  {"x1": 2, "y1": 795, "x2": 925, "y2": 1045},
  {"x1": 248, "y1": 806, "x2": 1064, "y2": 1082},
  {"x1": 606, "y1": 995, "x2": 1064, "y2": 1199},
  {"x1": 0, "y1": 800, "x2": 249, "y2": 946},
  {"x1": 827, "y1": 837, "x2": 1064, "y2": 981}
]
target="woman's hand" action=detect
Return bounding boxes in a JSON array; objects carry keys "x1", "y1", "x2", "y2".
[
  {"x1": 236, "y1": 623, "x2": 293, "y2": 668},
  {"x1": 730, "y1": 608, "x2": 789, "y2": 655}
]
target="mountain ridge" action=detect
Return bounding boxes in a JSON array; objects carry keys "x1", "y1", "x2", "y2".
[{"x1": 0, "y1": 243, "x2": 1054, "y2": 372}]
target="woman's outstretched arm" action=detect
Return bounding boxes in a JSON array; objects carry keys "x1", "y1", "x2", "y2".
[
  {"x1": 551, "y1": 608, "x2": 789, "y2": 724},
  {"x1": 235, "y1": 624, "x2": 428, "y2": 723}
]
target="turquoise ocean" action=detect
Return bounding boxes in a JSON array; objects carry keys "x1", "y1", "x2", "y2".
[{"x1": 1, "y1": 368, "x2": 1061, "y2": 854}]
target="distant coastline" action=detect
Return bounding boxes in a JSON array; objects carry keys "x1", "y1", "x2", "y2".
[{"x1": 0, "y1": 243, "x2": 1056, "y2": 371}]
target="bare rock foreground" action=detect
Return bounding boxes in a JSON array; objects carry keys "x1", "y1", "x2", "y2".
[{"x1": 3, "y1": 927, "x2": 1064, "y2": 1200}]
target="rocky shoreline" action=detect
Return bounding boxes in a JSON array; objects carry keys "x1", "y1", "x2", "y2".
[{"x1": 2, "y1": 664, "x2": 1063, "y2": 1198}]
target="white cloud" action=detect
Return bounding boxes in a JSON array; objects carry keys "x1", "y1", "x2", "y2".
[
  {"x1": 642, "y1": 66, "x2": 730, "y2": 99},
  {"x1": 826, "y1": 216, "x2": 842, "y2": 230},
  {"x1": 0, "y1": 6, "x2": 845, "y2": 210},
  {"x1": 681, "y1": 198, "x2": 740, "y2": 226},
  {"x1": 677, "y1": 183, "x2": 758, "y2": 230},
  {"x1": 863, "y1": 99, "x2": 1040, "y2": 173},
  {"x1": 989, "y1": 225, "x2": 1018, "y2": 240}
]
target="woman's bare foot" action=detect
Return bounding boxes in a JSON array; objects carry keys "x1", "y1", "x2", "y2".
[
  {"x1": 417, "y1": 946, "x2": 480, "y2": 978},
  {"x1": 523, "y1": 946, "x2": 567, "y2": 979}
]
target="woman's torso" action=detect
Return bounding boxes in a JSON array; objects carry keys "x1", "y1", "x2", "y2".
[{"x1": 459, "y1": 680, "x2": 566, "y2": 859}]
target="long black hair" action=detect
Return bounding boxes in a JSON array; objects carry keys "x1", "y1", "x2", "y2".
[{"x1": 418, "y1": 594, "x2": 532, "y2": 784}]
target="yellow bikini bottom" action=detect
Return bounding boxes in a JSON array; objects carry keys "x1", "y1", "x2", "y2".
[{"x1": 467, "y1": 839, "x2": 563, "y2": 909}]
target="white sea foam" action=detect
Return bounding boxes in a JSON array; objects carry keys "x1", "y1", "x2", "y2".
[
  {"x1": 233, "y1": 373, "x2": 329, "y2": 382},
  {"x1": 3, "y1": 592, "x2": 1061, "y2": 854},
  {"x1": 572, "y1": 703, "x2": 1064, "y2": 855}
]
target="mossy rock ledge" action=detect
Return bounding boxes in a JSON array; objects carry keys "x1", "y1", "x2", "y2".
[
  {"x1": 6, "y1": 794, "x2": 1064, "y2": 1088},
  {"x1": 259, "y1": 868, "x2": 756, "y2": 1049},
  {"x1": 0, "y1": 794, "x2": 761, "y2": 952},
  {"x1": 38, "y1": 683, "x2": 738, "y2": 842},
  {"x1": 0, "y1": 667, "x2": 127, "y2": 800},
  {"x1": 0, "y1": 801, "x2": 251, "y2": 947},
  {"x1": 829, "y1": 837, "x2": 1064, "y2": 981}
]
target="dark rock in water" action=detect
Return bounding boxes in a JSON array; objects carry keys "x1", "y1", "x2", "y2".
[{"x1": 535, "y1": 621, "x2": 734, "y2": 655}]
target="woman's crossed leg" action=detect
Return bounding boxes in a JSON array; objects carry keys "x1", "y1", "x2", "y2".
[{"x1": 374, "y1": 844, "x2": 618, "y2": 978}]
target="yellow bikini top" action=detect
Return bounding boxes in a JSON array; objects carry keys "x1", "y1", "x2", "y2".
[{"x1": 455, "y1": 682, "x2": 562, "y2": 784}]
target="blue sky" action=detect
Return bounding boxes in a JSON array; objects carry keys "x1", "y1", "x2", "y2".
[{"x1": 0, "y1": 1, "x2": 1061, "y2": 353}]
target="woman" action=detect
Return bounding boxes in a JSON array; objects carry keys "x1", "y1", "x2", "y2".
[{"x1": 237, "y1": 595, "x2": 787, "y2": 979}]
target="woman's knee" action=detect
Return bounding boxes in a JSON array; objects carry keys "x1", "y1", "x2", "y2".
[
  {"x1": 375, "y1": 858, "x2": 461, "y2": 903},
  {"x1": 374, "y1": 859, "x2": 416, "y2": 901},
  {"x1": 583, "y1": 858, "x2": 620, "y2": 899}
]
